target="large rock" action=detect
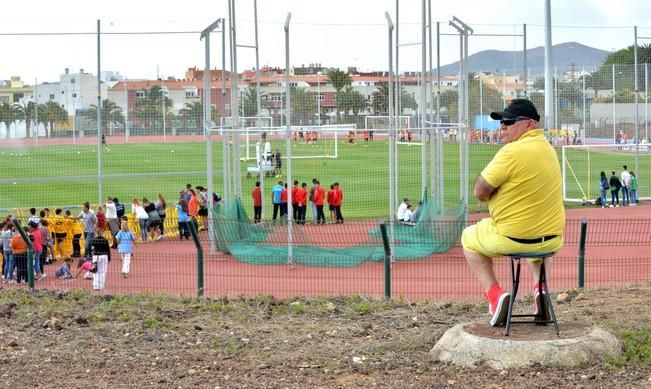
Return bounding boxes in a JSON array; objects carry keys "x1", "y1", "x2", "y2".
[{"x1": 430, "y1": 322, "x2": 620, "y2": 369}]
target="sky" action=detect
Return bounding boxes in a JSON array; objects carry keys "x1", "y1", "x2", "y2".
[{"x1": 2, "y1": 0, "x2": 651, "y2": 83}]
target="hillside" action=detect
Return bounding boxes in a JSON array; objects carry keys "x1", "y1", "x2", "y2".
[{"x1": 436, "y1": 42, "x2": 608, "y2": 75}]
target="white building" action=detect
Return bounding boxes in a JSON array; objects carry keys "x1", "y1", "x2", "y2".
[{"x1": 35, "y1": 68, "x2": 111, "y2": 115}]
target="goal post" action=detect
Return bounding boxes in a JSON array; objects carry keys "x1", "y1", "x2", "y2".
[
  {"x1": 561, "y1": 143, "x2": 649, "y2": 203},
  {"x1": 234, "y1": 124, "x2": 356, "y2": 161}
]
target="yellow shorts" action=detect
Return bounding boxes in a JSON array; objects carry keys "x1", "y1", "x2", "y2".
[{"x1": 461, "y1": 218, "x2": 563, "y2": 258}]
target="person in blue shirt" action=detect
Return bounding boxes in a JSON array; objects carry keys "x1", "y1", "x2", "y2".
[
  {"x1": 175, "y1": 199, "x2": 191, "y2": 240},
  {"x1": 271, "y1": 181, "x2": 284, "y2": 223},
  {"x1": 115, "y1": 221, "x2": 136, "y2": 278}
]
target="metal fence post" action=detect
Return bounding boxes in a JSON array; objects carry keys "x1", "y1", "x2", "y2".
[
  {"x1": 12, "y1": 218, "x2": 35, "y2": 290},
  {"x1": 188, "y1": 220, "x2": 204, "y2": 297},
  {"x1": 379, "y1": 221, "x2": 392, "y2": 300},
  {"x1": 578, "y1": 218, "x2": 588, "y2": 288}
]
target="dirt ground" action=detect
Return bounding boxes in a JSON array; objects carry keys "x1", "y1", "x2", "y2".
[{"x1": 0, "y1": 284, "x2": 650, "y2": 388}]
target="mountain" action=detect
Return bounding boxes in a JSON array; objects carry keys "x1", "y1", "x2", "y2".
[{"x1": 435, "y1": 42, "x2": 609, "y2": 76}]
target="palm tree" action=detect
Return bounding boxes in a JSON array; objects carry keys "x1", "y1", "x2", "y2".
[
  {"x1": 338, "y1": 87, "x2": 368, "y2": 125},
  {"x1": 240, "y1": 86, "x2": 265, "y2": 118},
  {"x1": 132, "y1": 86, "x2": 173, "y2": 131},
  {"x1": 83, "y1": 99, "x2": 126, "y2": 135},
  {"x1": 326, "y1": 69, "x2": 352, "y2": 122},
  {"x1": 0, "y1": 102, "x2": 13, "y2": 138},
  {"x1": 371, "y1": 83, "x2": 417, "y2": 115},
  {"x1": 178, "y1": 101, "x2": 218, "y2": 130},
  {"x1": 11, "y1": 101, "x2": 37, "y2": 137},
  {"x1": 288, "y1": 87, "x2": 316, "y2": 125},
  {"x1": 42, "y1": 101, "x2": 69, "y2": 135}
]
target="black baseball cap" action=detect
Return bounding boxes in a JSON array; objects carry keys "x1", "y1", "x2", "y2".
[{"x1": 490, "y1": 99, "x2": 540, "y2": 122}]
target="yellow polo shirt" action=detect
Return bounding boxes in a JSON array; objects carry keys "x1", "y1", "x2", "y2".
[{"x1": 481, "y1": 129, "x2": 565, "y2": 238}]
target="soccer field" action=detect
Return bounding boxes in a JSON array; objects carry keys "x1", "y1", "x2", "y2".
[{"x1": 1, "y1": 139, "x2": 648, "y2": 218}]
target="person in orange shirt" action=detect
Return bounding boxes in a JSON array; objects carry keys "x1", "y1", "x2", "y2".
[
  {"x1": 313, "y1": 180, "x2": 326, "y2": 224},
  {"x1": 10, "y1": 232, "x2": 28, "y2": 284},
  {"x1": 333, "y1": 182, "x2": 344, "y2": 224},
  {"x1": 187, "y1": 189, "x2": 200, "y2": 232},
  {"x1": 251, "y1": 181, "x2": 262, "y2": 223},
  {"x1": 294, "y1": 183, "x2": 308, "y2": 225}
]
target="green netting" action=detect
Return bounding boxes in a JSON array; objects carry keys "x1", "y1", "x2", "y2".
[{"x1": 212, "y1": 197, "x2": 465, "y2": 267}]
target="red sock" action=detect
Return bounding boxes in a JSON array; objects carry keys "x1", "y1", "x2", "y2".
[{"x1": 485, "y1": 283, "x2": 503, "y2": 301}]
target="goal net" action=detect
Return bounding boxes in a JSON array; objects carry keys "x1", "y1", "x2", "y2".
[
  {"x1": 237, "y1": 124, "x2": 355, "y2": 161},
  {"x1": 561, "y1": 143, "x2": 648, "y2": 203}
]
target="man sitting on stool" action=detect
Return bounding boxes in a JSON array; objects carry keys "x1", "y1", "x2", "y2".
[{"x1": 461, "y1": 99, "x2": 565, "y2": 327}]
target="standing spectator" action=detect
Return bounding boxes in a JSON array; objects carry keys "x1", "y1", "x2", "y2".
[
  {"x1": 175, "y1": 199, "x2": 191, "y2": 240},
  {"x1": 196, "y1": 186, "x2": 209, "y2": 231},
  {"x1": 187, "y1": 189, "x2": 200, "y2": 233},
  {"x1": 114, "y1": 198, "x2": 126, "y2": 220},
  {"x1": 280, "y1": 183, "x2": 289, "y2": 219},
  {"x1": 66, "y1": 210, "x2": 83, "y2": 258},
  {"x1": 599, "y1": 171, "x2": 609, "y2": 208},
  {"x1": 90, "y1": 228, "x2": 111, "y2": 291},
  {"x1": 96, "y1": 206, "x2": 106, "y2": 234},
  {"x1": 630, "y1": 171, "x2": 639, "y2": 206},
  {"x1": 78, "y1": 202, "x2": 97, "y2": 258},
  {"x1": 131, "y1": 198, "x2": 149, "y2": 242},
  {"x1": 115, "y1": 221, "x2": 136, "y2": 278},
  {"x1": 621, "y1": 165, "x2": 631, "y2": 206},
  {"x1": 333, "y1": 182, "x2": 344, "y2": 224},
  {"x1": 295, "y1": 183, "x2": 308, "y2": 225},
  {"x1": 609, "y1": 171, "x2": 622, "y2": 207},
  {"x1": 28, "y1": 208, "x2": 40, "y2": 225},
  {"x1": 143, "y1": 197, "x2": 162, "y2": 241},
  {"x1": 252, "y1": 181, "x2": 262, "y2": 223},
  {"x1": 271, "y1": 181, "x2": 284, "y2": 223},
  {"x1": 274, "y1": 149, "x2": 282, "y2": 177},
  {"x1": 105, "y1": 197, "x2": 119, "y2": 248},
  {"x1": 40, "y1": 210, "x2": 54, "y2": 263},
  {"x1": 326, "y1": 184, "x2": 336, "y2": 223},
  {"x1": 38, "y1": 219, "x2": 51, "y2": 274},
  {"x1": 52, "y1": 208, "x2": 67, "y2": 260},
  {"x1": 291, "y1": 180, "x2": 299, "y2": 221},
  {"x1": 313, "y1": 180, "x2": 326, "y2": 224},
  {"x1": 28, "y1": 222, "x2": 44, "y2": 280},
  {"x1": 10, "y1": 232, "x2": 28, "y2": 284},
  {"x1": 182, "y1": 184, "x2": 193, "y2": 202},
  {"x1": 309, "y1": 178, "x2": 318, "y2": 224},
  {"x1": 1, "y1": 222, "x2": 14, "y2": 283},
  {"x1": 155, "y1": 193, "x2": 167, "y2": 236}
]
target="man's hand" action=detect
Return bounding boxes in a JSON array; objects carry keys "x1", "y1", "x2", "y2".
[{"x1": 474, "y1": 175, "x2": 496, "y2": 202}]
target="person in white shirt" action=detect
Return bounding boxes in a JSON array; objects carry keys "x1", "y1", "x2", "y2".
[
  {"x1": 621, "y1": 165, "x2": 631, "y2": 206},
  {"x1": 396, "y1": 198, "x2": 410, "y2": 221},
  {"x1": 105, "y1": 197, "x2": 119, "y2": 247},
  {"x1": 131, "y1": 198, "x2": 149, "y2": 242}
]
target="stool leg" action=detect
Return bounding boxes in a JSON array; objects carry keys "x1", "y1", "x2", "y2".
[
  {"x1": 540, "y1": 261, "x2": 560, "y2": 335},
  {"x1": 504, "y1": 258, "x2": 520, "y2": 336}
]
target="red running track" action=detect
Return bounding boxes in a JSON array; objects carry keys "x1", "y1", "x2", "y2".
[{"x1": 23, "y1": 203, "x2": 650, "y2": 302}]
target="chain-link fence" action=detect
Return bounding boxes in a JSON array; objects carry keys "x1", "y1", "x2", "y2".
[{"x1": 2, "y1": 18, "x2": 651, "y2": 300}]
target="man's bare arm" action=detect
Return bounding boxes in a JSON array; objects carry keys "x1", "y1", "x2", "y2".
[{"x1": 474, "y1": 175, "x2": 496, "y2": 202}]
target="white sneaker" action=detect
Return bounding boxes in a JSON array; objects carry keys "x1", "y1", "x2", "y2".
[{"x1": 609, "y1": 205, "x2": 614, "y2": 208}]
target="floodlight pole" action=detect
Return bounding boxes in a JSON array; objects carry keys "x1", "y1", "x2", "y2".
[
  {"x1": 201, "y1": 17, "x2": 224, "y2": 256},
  {"x1": 386, "y1": 11, "x2": 396, "y2": 261},
  {"x1": 96, "y1": 19, "x2": 103, "y2": 206},
  {"x1": 284, "y1": 13, "x2": 294, "y2": 266},
  {"x1": 436, "y1": 21, "x2": 444, "y2": 207},
  {"x1": 420, "y1": 0, "x2": 427, "y2": 199},
  {"x1": 544, "y1": 0, "x2": 554, "y2": 135},
  {"x1": 634, "y1": 26, "x2": 640, "y2": 176}
]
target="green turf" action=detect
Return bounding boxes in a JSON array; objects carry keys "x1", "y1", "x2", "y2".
[{"x1": 1, "y1": 140, "x2": 648, "y2": 219}]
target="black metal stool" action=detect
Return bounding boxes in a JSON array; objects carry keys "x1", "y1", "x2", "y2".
[{"x1": 504, "y1": 252, "x2": 559, "y2": 336}]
